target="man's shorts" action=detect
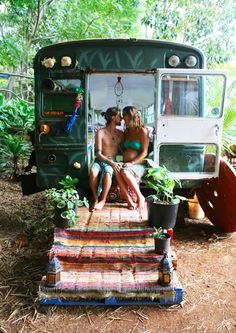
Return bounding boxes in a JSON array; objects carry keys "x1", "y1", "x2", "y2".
[
  {"x1": 91, "y1": 159, "x2": 115, "y2": 197},
  {"x1": 91, "y1": 159, "x2": 114, "y2": 177}
]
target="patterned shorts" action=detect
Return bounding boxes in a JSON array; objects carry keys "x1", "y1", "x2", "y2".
[{"x1": 91, "y1": 159, "x2": 115, "y2": 177}]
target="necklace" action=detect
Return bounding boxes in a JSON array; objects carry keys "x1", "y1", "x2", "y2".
[
  {"x1": 106, "y1": 128, "x2": 116, "y2": 141},
  {"x1": 111, "y1": 134, "x2": 116, "y2": 141}
]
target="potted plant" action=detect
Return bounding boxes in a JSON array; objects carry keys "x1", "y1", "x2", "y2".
[
  {"x1": 144, "y1": 158, "x2": 185, "y2": 229},
  {"x1": 151, "y1": 227, "x2": 171, "y2": 254},
  {"x1": 44, "y1": 175, "x2": 89, "y2": 228}
]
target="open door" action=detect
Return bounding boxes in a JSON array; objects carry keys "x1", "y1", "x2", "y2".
[
  {"x1": 154, "y1": 69, "x2": 227, "y2": 180},
  {"x1": 87, "y1": 72, "x2": 156, "y2": 163}
]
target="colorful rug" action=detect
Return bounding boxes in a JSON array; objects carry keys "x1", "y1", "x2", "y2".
[
  {"x1": 51, "y1": 228, "x2": 177, "y2": 266},
  {"x1": 39, "y1": 203, "x2": 182, "y2": 303},
  {"x1": 73, "y1": 203, "x2": 149, "y2": 230}
]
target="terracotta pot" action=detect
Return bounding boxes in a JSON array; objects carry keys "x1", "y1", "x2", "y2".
[{"x1": 188, "y1": 194, "x2": 205, "y2": 219}]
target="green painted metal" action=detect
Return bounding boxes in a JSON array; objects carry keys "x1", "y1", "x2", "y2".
[
  {"x1": 34, "y1": 39, "x2": 204, "y2": 188},
  {"x1": 34, "y1": 39, "x2": 204, "y2": 72}
]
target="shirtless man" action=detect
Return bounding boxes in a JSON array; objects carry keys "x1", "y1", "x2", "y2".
[{"x1": 89, "y1": 107, "x2": 123, "y2": 211}]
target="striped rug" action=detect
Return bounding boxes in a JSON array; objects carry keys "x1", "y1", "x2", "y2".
[{"x1": 40, "y1": 204, "x2": 179, "y2": 298}]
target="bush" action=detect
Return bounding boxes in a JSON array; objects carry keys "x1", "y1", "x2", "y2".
[{"x1": 0, "y1": 97, "x2": 35, "y2": 179}]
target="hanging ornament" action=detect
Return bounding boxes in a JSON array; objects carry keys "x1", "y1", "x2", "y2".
[
  {"x1": 65, "y1": 87, "x2": 84, "y2": 134},
  {"x1": 61, "y1": 56, "x2": 72, "y2": 67},
  {"x1": 114, "y1": 76, "x2": 124, "y2": 107},
  {"x1": 41, "y1": 57, "x2": 56, "y2": 68}
]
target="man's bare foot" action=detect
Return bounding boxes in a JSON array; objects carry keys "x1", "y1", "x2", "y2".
[
  {"x1": 89, "y1": 200, "x2": 98, "y2": 212},
  {"x1": 137, "y1": 195, "x2": 145, "y2": 210},
  {"x1": 94, "y1": 200, "x2": 106, "y2": 210}
]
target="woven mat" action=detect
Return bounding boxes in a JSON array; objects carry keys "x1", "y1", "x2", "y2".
[
  {"x1": 73, "y1": 203, "x2": 149, "y2": 230},
  {"x1": 40, "y1": 204, "x2": 179, "y2": 296}
]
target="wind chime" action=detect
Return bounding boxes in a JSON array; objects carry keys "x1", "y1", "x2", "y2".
[
  {"x1": 114, "y1": 76, "x2": 124, "y2": 108},
  {"x1": 65, "y1": 87, "x2": 84, "y2": 134}
]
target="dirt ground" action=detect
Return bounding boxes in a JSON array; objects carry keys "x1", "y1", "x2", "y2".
[{"x1": 0, "y1": 179, "x2": 235, "y2": 333}]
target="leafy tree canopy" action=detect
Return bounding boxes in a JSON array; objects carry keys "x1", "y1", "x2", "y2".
[
  {"x1": 0, "y1": 0, "x2": 235, "y2": 71},
  {"x1": 141, "y1": 0, "x2": 236, "y2": 66},
  {"x1": 0, "y1": 0, "x2": 139, "y2": 72}
]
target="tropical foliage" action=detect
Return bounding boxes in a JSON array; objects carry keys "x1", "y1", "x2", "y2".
[
  {"x1": 0, "y1": 0, "x2": 139, "y2": 74},
  {"x1": 0, "y1": 98, "x2": 34, "y2": 133},
  {"x1": 144, "y1": 159, "x2": 185, "y2": 204},
  {"x1": 141, "y1": 0, "x2": 236, "y2": 66},
  {"x1": 151, "y1": 227, "x2": 166, "y2": 239},
  {"x1": 44, "y1": 175, "x2": 89, "y2": 227},
  {"x1": 0, "y1": 133, "x2": 31, "y2": 179},
  {"x1": 0, "y1": 96, "x2": 35, "y2": 178},
  {"x1": 222, "y1": 84, "x2": 236, "y2": 154},
  {"x1": 0, "y1": 0, "x2": 235, "y2": 77}
]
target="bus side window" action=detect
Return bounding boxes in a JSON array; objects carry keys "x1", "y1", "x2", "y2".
[{"x1": 161, "y1": 77, "x2": 199, "y2": 116}]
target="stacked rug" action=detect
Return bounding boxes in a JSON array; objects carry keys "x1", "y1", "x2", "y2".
[{"x1": 39, "y1": 204, "x2": 183, "y2": 305}]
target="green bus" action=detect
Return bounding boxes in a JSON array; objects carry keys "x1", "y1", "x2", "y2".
[{"x1": 33, "y1": 38, "x2": 226, "y2": 189}]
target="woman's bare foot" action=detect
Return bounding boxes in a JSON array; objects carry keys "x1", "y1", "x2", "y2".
[
  {"x1": 127, "y1": 202, "x2": 137, "y2": 210},
  {"x1": 126, "y1": 195, "x2": 137, "y2": 210},
  {"x1": 137, "y1": 195, "x2": 145, "y2": 210}
]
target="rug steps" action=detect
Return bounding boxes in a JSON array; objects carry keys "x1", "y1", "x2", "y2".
[
  {"x1": 39, "y1": 204, "x2": 183, "y2": 306},
  {"x1": 49, "y1": 249, "x2": 177, "y2": 269}
]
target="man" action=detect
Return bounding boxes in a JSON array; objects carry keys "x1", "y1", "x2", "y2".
[{"x1": 89, "y1": 107, "x2": 123, "y2": 211}]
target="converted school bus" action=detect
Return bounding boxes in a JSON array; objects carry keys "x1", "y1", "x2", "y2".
[
  {"x1": 33, "y1": 38, "x2": 235, "y2": 231},
  {"x1": 34, "y1": 39, "x2": 236, "y2": 308}
]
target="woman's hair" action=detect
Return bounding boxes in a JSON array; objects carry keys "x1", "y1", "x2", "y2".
[
  {"x1": 101, "y1": 107, "x2": 120, "y2": 125},
  {"x1": 123, "y1": 106, "x2": 144, "y2": 128}
]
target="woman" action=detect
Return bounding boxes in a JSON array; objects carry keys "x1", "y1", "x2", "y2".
[{"x1": 115, "y1": 106, "x2": 149, "y2": 210}]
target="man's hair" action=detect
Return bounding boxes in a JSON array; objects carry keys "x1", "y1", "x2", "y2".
[
  {"x1": 123, "y1": 106, "x2": 144, "y2": 128},
  {"x1": 101, "y1": 107, "x2": 120, "y2": 125}
]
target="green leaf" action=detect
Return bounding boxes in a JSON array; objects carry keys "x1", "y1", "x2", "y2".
[
  {"x1": 144, "y1": 159, "x2": 185, "y2": 203},
  {"x1": 57, "y1": 202, "x2": 66, "y2": 209}
]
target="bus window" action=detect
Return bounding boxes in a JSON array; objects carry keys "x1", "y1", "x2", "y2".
[
  {"x1": 89, "y1": 73, "x2": 155, "y2": 122},
  {"x1": 160, "y1": 74, "x2": 225, "y2": 118},
  {"x1": 159, "y1": 144, "x2": 217, "y2": 173}
]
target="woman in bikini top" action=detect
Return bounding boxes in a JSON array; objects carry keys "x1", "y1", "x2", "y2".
[
  {"x1": 123, "y1": 140, "x2": 142, "y2": 151},
  {"x1": 114, "y1": 106, "x2": 149, "y2": 210}
]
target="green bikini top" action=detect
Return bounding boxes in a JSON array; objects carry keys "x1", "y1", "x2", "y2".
[{"x1": 123, "y1": 140, "x2": 142, "y2": 151}]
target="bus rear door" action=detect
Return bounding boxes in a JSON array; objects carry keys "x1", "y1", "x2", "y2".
[{"x1": 154, "y1": 69, "x2": 227, "y2": 182}]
